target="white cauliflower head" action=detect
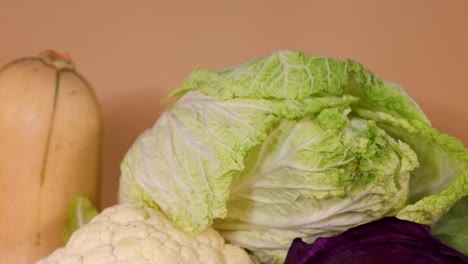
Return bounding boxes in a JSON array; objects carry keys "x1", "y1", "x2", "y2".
[{"x1": 37, "y1": 204, "x2": 254, "y2": 264}]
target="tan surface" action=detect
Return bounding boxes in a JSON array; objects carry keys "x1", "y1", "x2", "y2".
[{"x1": 1, "y1": 0, "x2": 467, "y2": 209}]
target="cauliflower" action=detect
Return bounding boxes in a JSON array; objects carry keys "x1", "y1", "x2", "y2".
[{"x1": 37, "y1": 204, "x2": 254, "y2": 264}]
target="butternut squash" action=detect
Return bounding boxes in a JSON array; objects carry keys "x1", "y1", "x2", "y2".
[{"x1": 0, "y1": 50, "x2": 102, "y2": 263}]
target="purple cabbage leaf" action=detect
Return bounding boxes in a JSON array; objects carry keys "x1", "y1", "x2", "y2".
[{"x1": 285, "y1": 217, "x2": 468, "y2": 264}]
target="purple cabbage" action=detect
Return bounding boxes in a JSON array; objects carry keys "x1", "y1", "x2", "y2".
[{"x1": 285, "y1": 217, "x2": 468, "y2": 264}]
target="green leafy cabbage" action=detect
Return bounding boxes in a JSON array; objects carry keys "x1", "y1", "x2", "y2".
[
  {"x1": 431, "y1": 196, "x2": 468, "y2": 255},
  {"x1": 118, "y1": 51, "x2": 468, "y2": 263},
  {"x1": 63, "y1": 193, "x2": 99, "y2": 243}
]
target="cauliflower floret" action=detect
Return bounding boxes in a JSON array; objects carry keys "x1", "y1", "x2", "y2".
[{"x1": 37, "y1": 204, "x2": 253, "y2": 264}]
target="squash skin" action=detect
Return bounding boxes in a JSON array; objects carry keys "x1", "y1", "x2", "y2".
[{"x1": 0, "y1": 51, "x2": 102, "y2": 263}]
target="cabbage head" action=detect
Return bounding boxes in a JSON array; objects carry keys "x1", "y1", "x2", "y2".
[{"x1": 118, "y1": 51, "x2": 468, "y2": 263}]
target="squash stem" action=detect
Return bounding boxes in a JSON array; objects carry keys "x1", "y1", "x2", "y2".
[{"x1": 39, "y1": 50, "x2": 76, "y2": 71}]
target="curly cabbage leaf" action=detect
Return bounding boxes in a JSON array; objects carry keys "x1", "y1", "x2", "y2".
[{"x1": 118, "y1": 51, "x2": 468, "y2": 263}]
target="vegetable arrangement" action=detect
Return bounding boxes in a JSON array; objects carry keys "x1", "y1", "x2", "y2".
[
  {"x1": 37, "y1": 50, "x2": 467, "y2": 263},
  {"x1": 0, "y1": 50, "x2": 102, "y2": 263}
]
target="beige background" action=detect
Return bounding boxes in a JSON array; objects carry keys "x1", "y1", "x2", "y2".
[{"x1": 1, "y1": 0, "x2": 467, "y2": 209}]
